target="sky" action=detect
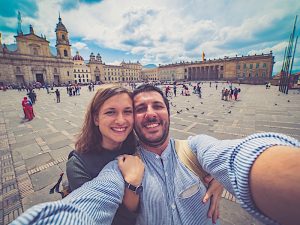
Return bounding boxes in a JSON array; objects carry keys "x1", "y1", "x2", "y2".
[{"x1": 0, "y1": 0, "x2": 299, "y2": 74}]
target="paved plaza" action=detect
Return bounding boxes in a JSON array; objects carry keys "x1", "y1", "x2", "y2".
[{"x1": 1, "y1": 83, "x2": 300, "y2": 224}]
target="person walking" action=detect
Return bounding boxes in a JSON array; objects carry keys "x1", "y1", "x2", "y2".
[
  {"x1": 55, "y1": 89, "x2": 60, "y2": 103},
  {"x1": 173, "y1": 83, "x2": 177, "y2": 97}
]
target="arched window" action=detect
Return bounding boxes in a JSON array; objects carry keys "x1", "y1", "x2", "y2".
[
  {"x1": 64, "y1": 49, "x2": 68, "y2": 57},
  {"x1": 54, "y1": 68, "x2": 58, "y2": 73},
  {"x1": 62, "y1": 34, "x2": 65, "y2": 40}
]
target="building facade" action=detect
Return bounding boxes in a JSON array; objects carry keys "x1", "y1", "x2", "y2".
[
  {"x1": 102, "y1": 60, "x2": 142, "y2": 83},
  {"x1": 141, "y1": 68, "x2": 158, "y2": 81},
  {"x1": 0, "y1": 15, "x2": 74, "y2": 86},
  {"x1": 149, "y1": 52, "x2": 274, "y2": 84},
  {"x1": 73, "y1": 51, "x2": 91, "y2": 84}
]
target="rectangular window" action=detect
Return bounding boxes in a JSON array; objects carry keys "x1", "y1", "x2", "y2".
[
  {"x1": 74, "y1": 74, "x2": 77, "y2": 78},
  {"x1": 237, "y1": 64, "x2": 240, "y2": 69},
  {"x1": 263, "y1": 63, "x2": 267, "y2": 68},
  {"x1": 243, "y1": 64, "x2": 247, "y2": 69},
  {"x1": 256, "y1": 63, "x2": 259, "y2": 68},
  {"x1": 67, "y1": 71, "x2": 69, "y2": 76},
  {"x1": 250, "y1": 64, "x2": 253, "y2": 69}
]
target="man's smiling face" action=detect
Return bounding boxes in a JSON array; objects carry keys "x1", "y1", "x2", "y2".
[{"x1": 134, "y1": 91, "x2": 170, "y2": 148}]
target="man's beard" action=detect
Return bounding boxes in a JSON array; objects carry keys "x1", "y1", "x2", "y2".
[{"x1": 135, "y1": 117, "x2": 170, "y2": 147}]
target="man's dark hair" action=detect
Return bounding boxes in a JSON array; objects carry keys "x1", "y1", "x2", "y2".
[{"x1": 133, "y1": 84, "x2": 170, "y2": 115}]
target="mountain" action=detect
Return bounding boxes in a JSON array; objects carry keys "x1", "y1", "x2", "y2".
[{"x1": 143, "y1": 64, "x2": 157, "y2": 68}]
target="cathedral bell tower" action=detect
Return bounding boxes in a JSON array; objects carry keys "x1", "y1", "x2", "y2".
[{"x1": 55, "y1": 14, "x2": 71, "y2": 58}]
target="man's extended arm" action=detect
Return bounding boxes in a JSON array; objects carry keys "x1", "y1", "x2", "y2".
[
  {"x1": 189, "y1": 132, "x2": 300, "y2": 224},
  {"x1": 12, "y1": 161, "x2": 124, "y2": 225},
  {"x1": 250, "y1": 145, "x2": 300, "y2": 225}
]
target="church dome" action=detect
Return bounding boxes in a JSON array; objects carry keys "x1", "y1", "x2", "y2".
[{"x1": 73, "y1": 51, "x2": 84, "y2": 61}]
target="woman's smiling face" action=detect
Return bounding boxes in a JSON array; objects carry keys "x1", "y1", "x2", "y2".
[{"x1": 94, "y1": 93, "x2": 134, "y2": 150}]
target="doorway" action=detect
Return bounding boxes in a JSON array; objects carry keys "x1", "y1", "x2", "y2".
[
  {"x1": 16, "y1": 75, "x2": 25, "y2": 85},
  {"x1": 36, "y1": 74, "x2": 45, "y2": 85}
]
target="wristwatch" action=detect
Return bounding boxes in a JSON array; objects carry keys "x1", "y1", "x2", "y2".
[{"x1": 125, "y1": 181, "x2": 143, "y2": 195}]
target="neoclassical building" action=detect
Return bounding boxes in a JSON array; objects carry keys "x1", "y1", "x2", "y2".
[{"x1": 142, "y1": 52, "x2": 274, "y2": 84}]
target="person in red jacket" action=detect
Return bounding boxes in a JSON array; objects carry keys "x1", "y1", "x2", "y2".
[{"x1": 22, "y1": 97, "x2": 34, "y2": 120}]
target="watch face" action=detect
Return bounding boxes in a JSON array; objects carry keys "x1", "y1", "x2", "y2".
[{"x1": 136, "y1": 185, "x2": 143, "y2": 195}]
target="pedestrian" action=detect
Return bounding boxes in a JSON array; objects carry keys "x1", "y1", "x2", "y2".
[
  {"x1": 165, "y1": 85, "x2": 170, "y2": 97},
  {"x1": 233, "y1": 88, "x2": 239, "y2": 100},
  {"x1": 197, "y1": 84, "x2": 201, "y2": 98},
  {"x1": 13, "y1": 84, "x2": 300, "y2": 225},
  {"x1": 221, "y1": 87, "x2": 225, "y2": 100},
  {"x1": 69, "y1": 87, "x2": 73, "y2": 96},
  {"x1": 21, "y1": 96, "x2": 34, "y2": 121},
  {"x1": 173, "y1": 83, "x2": 177, "y2": 97},
  {"x1": 55, "y1": 89, "x2": 60, "y2": 103},
  {"x1": 27, "y1": 90, "x2": 36, "y2": 104}
]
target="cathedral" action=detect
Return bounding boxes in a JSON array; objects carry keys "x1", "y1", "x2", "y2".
[
  {"x1": 0, "y1": 14, "x2": 76, "y2": 86},
  {"x1": 0, "y1": 13, "x2": 143, "y2": 86}
]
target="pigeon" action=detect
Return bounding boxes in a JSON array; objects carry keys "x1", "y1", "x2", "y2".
[
  {"x1": 275, "y1": 103, "x2": 277, "y2": 106},
  {"x1": 228, "y1": 111, "x2": 231, "y2": 114},
  {"x1": 201, "y1": 112, "x2": 205, "y2": 114},
  {"x1": 177, "y1": 111, "x2": 180, "y2": 114},
  {"x1": 288, "y1": 100, "x2": 290, "y2": 102},
  {"x1": 191, "y1": 106, "x2": 194, "y2": 109},
  {"x1": 201, "y1": 102, "x2": 203, "y2": 104},
  {"x1": 194, "y1": 115, "x2": 198, "y2": 118},
  {"x1": 186, "y1": 108, "x2": 189, "y2": 111}
]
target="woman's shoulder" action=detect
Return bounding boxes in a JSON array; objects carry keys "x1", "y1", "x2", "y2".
[{"x1": 66, "y1": 152, "x2": 86, "y2": 172}]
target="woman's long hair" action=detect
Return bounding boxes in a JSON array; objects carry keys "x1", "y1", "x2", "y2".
[{"x1": 75, "y1": 85, "x2": 136, "y2": 154}]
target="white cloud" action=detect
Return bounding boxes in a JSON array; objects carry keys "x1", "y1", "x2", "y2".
[
  {"x1": 1, "y1": 33, "x2": 16, "y2": 45},
  {"x1": 72, "y1": 42, "x2": 89, "y2": 51}
]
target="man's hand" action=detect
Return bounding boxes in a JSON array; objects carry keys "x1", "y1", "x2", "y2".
[
  {"x1": 118, "y1": 155, "x2": 145, "y2": 186},
  {"x1": 203, "y1": 175, "x2": 224, "y2": 224}
]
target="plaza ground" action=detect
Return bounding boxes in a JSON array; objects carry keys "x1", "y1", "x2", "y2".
[{"x1": 1, "y1": 83, "x2": 300, "y2": 224}]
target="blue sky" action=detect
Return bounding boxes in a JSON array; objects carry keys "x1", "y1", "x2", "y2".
[{"x1": 0, "y1": 0, "x2": 299, "y2": 74}]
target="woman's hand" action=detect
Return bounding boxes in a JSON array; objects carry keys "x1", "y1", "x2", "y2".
[
  {"x1": 118, "y1": 154, "x2": 145, "y2": 186},
  {"x1": 203, "y1": 175, "x2": 224, "y2": 224}
]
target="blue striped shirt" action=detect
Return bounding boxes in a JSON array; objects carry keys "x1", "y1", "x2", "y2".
[{"x1": 11, "y1": 133, "x2": 299, "y2": 225}]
